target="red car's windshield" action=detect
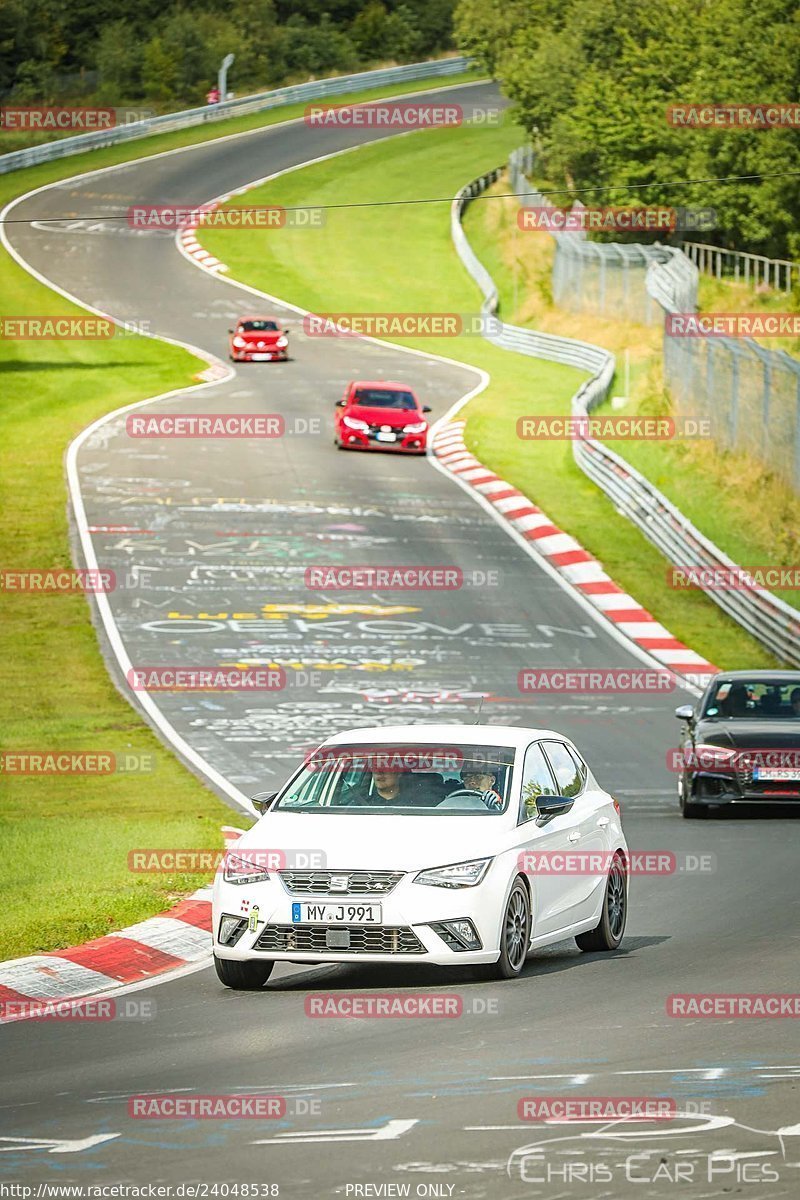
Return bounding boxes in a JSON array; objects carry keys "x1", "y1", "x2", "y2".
[
  {"x1": 352, "y1": 389, "x2": 417, "y2": 410},
  {"x1": 240, "y1": 320, "x2": 279, "y2": 332}
]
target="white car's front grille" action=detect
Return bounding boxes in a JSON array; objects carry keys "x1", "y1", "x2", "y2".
[
  {"x1": 279, "y1": 870, "x2": 404, "y2": 896},
  {"x1": 255, "y1": 924, "x2": 425, "y2": 954}
]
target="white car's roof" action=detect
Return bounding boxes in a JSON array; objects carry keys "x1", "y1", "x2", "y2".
[{"x1": 320, "y1": 724, "x2": 566, "y2": 750}]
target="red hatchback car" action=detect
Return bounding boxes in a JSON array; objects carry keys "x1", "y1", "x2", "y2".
[
  {"x1": 334, "y1": 381, "x2": 431, "y2": 454},
  {"x1": 228, "y1": 315, "x2": 289, "y2": 362}
]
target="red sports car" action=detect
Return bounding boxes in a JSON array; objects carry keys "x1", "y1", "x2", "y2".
[
  {"x1": 228, "y1": 315, "x2": 289, "y2": 362},
  {"x1": 334, "y1": 380, "x2": 431, "y2": 453}
]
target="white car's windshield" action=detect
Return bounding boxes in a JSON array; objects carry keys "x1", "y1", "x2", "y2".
[{"x1": 273, "y1": 743, "x2": 516, "y2": 814}]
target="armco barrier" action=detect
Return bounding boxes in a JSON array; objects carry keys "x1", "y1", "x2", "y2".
[
  {"x1": 452, "y1": 162, "x2": 800, "y2": 667},
  {"x1": 0, "y1": 57, "x2": 472, "y2": 175}
]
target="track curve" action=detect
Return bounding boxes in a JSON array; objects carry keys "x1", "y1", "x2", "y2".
[{"x1": 2, "y1": 80, "x2": 799, "y2": 1198}]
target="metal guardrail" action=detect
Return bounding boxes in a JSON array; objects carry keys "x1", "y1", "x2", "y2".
[
  {"x1": 452, "y1": 160, "x2": 800, "y2": 667},
  {"x1": 683, "y1": 241, "x2": 799, "y2": 294},
  {"x1": 0, "y1": 57, "x2": 472, "y2": 175}
]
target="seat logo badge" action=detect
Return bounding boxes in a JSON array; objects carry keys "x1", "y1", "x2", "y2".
[{"x1": 329, "y1": 875, "x2": 349, "y2": 892}]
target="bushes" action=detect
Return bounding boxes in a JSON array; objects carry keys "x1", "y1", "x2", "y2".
[
  {"x1": 1, "y1": 0, "x2": 458, "y2": 111},
  {"x1": 454, "y1": 0, "x2": 800, "y2": 260}
]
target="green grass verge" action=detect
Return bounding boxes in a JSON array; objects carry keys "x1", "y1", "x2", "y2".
[
  {"x1": 201, "y1": 124, "x2": 777, "y2": 671},
  {"x1": 0, "y1": 71, "x2": 483, "y2": 961}
]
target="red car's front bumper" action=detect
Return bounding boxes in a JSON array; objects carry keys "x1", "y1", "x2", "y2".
[
  {"x1": 337, "y1": 428, "x2": 427, "y2": 453},
  {"x1": 231, "y1": 350, "x2": 287, "y2": 362}
]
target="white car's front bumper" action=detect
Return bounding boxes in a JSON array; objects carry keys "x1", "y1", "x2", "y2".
[{"x1": 212, "y1": 870, "x2": 507, "y2": 966}]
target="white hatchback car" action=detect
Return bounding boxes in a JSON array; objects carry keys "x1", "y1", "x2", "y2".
[{"x1": 212, "y1": 724, "x2": 629, "y2": 989}]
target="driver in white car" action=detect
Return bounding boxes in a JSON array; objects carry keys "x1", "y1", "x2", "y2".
[{"x1": 459, "y1": 762, "x2": 504, "y2": 809}]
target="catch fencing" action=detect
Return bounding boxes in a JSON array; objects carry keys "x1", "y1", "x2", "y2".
[
  {"x1": 509, "y1": 147, "x2": 800, "y2": 492},
  {"x1": 452, "y1": 160, "x2": 800, "y2": 666}
]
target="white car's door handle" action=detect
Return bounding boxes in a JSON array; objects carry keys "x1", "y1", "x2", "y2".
[
  {"x1": 597, "y1": 817, "x2": 611, "y2": 828},
  {"x1": 568, "y1": 831, "x2": 581, "y2": 843}
]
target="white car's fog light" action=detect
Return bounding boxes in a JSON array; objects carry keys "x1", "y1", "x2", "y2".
[
  {"x1": 218, "y1": 914, "x2": 248, "y2": 945},
  {"x1": 430, "y1": 919, "x2": 482, "y2": 951}
]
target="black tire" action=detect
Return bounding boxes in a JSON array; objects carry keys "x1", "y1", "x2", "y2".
[
  {"x1": 489, "y1": 878, "x2": 531, "y2": 979},
  {"x1": 575, "y1": 853, "x2": 627, "y2": 952},
  {"x1": 213, "y1": 954, "x2": 274, "y2": 990},
  {"x1": 679, "y1": 773, "x2": 706, "y2": 819}
]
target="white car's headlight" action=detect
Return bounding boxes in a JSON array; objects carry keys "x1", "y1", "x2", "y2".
[
  {"x1": 342, "y1": 415, "x2": 370, "y2": 431},
  {"x1": 403, "y1": 420, "x2": 427, "y2": 434},
  {"x1": 414, "y1": 858, "x2": 492, "y2": 888},
  {"x1": 223, "y1": 851, "x2": 270, "y2": 885}
]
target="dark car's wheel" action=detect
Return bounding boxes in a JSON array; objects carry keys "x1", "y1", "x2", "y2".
[
  {"x1": 213, "y1": 954, "x2": 274, "y2": 990},
  {"x1": 576, "y1": 853, "x2": 627, "y2": 952},
  {"x1": 490, "y1": 878, "x2": 531, "y2": 979},
  {"x1": 679, "y1": 773, "x2": 705, "y2": 819}
]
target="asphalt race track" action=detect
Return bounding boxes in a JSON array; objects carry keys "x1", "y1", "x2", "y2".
[{"x1": 2, "y1": 81, "x2": 799, "y2": 1197}]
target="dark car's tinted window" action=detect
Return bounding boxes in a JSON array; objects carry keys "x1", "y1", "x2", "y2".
[
  {"x1": 353, "y1": 389, "x2": 417, "y2": 410},
  {"x1": 702, "y1": 679, "x2": 800, "y2": 719}
]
